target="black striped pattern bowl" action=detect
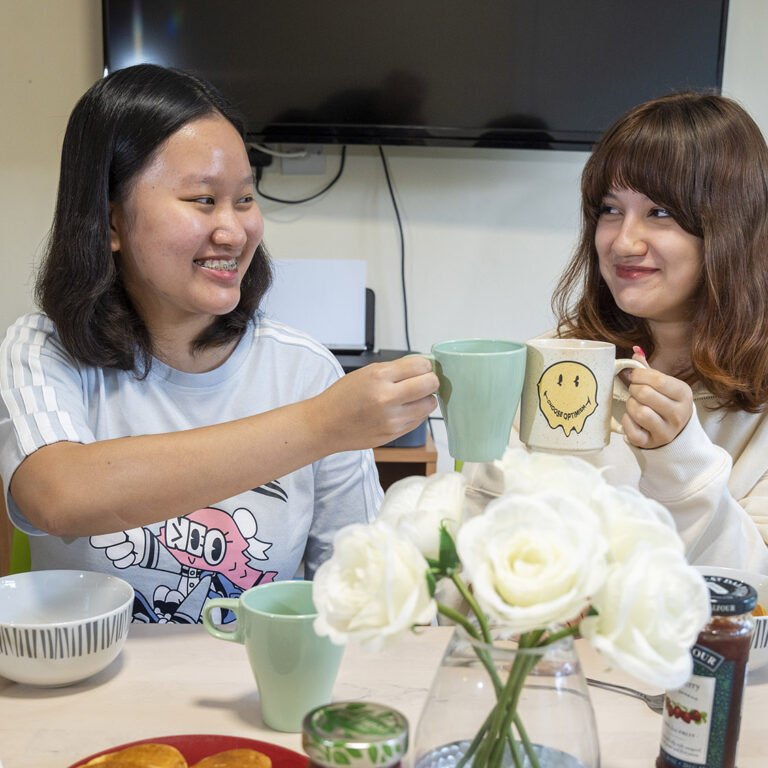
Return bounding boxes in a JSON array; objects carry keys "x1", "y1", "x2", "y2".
[
  {"x1": 0, "y1": 570, "x2": 133, "y2": 686},
  {"x1": 695, "y1": 565, "x2": 768, "y2": 672}
]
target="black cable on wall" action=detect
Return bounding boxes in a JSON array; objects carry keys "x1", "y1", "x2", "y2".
[{"x1": 378, "y1": 146, "x2": 412, "y2": 352}]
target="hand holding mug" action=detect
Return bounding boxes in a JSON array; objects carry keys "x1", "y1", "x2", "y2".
[{"x1": 621, "y1": 351, "x2": 694, "y2": 449}]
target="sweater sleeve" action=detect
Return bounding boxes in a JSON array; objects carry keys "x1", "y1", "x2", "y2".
[{"x1": 632, "y1": 407, "x2": 768, "y2": 572}]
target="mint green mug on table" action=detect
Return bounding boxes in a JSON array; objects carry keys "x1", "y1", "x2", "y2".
[
  {"x1": 417, "y1": 338, "x2": 527, "y2": 463},
  {"x1": 202, "y1": 580, "x2": 343, "y2": 732}
]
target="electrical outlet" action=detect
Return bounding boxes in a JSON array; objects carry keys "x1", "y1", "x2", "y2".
[{"x1": 280, "y1": 145, "x2": 326, "y2": 175}]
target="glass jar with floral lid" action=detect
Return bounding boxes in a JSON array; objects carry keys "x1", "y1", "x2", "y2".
[{"x1": 302, "y1": 701, "x2": 409, "y2": 768}]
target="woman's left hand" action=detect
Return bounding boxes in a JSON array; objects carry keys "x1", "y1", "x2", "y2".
[{"x1": 621, "y1": 353, "x2": 693, "y2": 449}]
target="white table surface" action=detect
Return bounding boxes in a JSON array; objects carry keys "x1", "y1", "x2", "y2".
[{"x1": 1, "y1": 624, "x2": 766, "y2": 768}]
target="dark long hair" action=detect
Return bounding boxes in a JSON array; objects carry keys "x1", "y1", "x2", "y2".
[
  {"x1": 36, "y1": 64, "x2": 271, "y2": 375},
  {"x1": 552, "y1": 92, "x2": 768, "y2": 411}
]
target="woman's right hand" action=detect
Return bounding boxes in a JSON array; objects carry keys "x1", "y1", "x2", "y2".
[{"x1": 315, "y1": 355, "x2": 439, "y2": 451}]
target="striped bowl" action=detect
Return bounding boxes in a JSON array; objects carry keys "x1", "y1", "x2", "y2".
[{"x1": 0, "y1": 570, "x2": 133, "y2": 686}]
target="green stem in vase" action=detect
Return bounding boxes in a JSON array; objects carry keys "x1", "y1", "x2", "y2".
[
  {"x1": 437, "y1": 579, "x2": 579, "y2": 768},
  {"x1": 474, "y1": 649, "x2": 525, "y2": 768},
  {"x1": 506, "y1": 734, "x2": 525, "y2": 768},
  {"x1": 436, "y1": 598, "x2": 501, "y2": 695},
  {"x1": 492, "y1": 651, "x2": 543, "y2": 768},
  {"x1": 436, "y1": 602, "x2": 511, "y2": 768},
  {"x1": 455, "y1": 708, "x2": 495, "y2": 768},
  {"x1": 436, "y1": 601, "x2": 503, "y2": 695},
  {"x1": 482, "y1": 632, "x2": 547, "y2": 768},
  {"x1": 450, "y1": 572, "x2": 493, "y2": 645},
  {"x1": 485, "y1": 654, "x2": 530, "y2": 767},
  {"x1": 512, "y1": 713, "x2": 538, "y2": 768}
]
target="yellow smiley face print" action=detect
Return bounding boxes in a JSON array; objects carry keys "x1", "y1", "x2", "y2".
[{"x1": 536, "y1": 361, "x2": 598, "y2": 436}]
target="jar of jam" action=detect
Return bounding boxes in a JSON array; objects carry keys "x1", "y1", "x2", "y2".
[
  {"x1": 302, "y1": 701, "x2": 409, "y2": 768},
  {"x1": 656, "y1": 574, "x2": 756, "y2": 768}
]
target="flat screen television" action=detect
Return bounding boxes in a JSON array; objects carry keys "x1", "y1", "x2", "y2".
[{"x1": 102, "y1": 0, "x2": 729, "y2": 151}]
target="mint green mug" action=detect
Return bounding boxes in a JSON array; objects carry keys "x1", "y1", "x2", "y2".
[
  {"x1": 202, "y1": 580, "x2": 343, "y2": 732},
  {"x1": 417, "y1": 338, "x2": 526, "y2": 462}
]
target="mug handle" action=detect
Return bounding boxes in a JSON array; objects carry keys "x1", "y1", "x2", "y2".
[
  {"x1": 610, "y1": 358, "x2": 647, "y2": 435},
  {"x1": 202, "y1": 597, "x2": 244, "y2": 643}
]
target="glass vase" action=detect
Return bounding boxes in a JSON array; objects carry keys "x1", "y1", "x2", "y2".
[{"x1": 413, "y1": 628, "x2": 600, "y2": 768}]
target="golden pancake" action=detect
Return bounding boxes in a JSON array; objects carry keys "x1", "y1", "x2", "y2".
[
  {"x1": 83, "y1": 743, "x2": 187, "y2": 767},
  {"x1": 191, "y1": 749, "x2": 272, "y2": 768}
]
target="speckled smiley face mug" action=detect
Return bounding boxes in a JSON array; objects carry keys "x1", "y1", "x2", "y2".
[
  {"x1": 519, "y1": 339, "x2": 645, "y2": 453},
  {"x1": 202, "y1": 580, "x2": 344, "y2": 732}
]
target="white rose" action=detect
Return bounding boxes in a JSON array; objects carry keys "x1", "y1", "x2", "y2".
[
  {"x1": 456, "y1": 491, "x2": 609, "y2": 632},
  {"x1": 378, "y1": 472, "x2": 467, "y2": 560},
  {"x1": 312, "y1": 521, "x2": 437, "y2": 651},
  {"x1": 590, "y1": 483, "x2": 683, "y2": 563},
  {"x1": 496, "y1": 447, "x2": 607, "y2": 499},
  {"x1": 580, "y1": 545, "x2": 711, "y2": 689}
]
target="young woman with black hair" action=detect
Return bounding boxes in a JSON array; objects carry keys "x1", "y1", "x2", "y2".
[
  {"x1": 467, "y1": 92, "x2": 768, "y2": 574},
  {"x1": 0, "y1": 64, "x2": 437, "y2": 622}
]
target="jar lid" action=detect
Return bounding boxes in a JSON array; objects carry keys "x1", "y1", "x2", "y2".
[
  {"x1": 302, "y1": 701, "x2": 408, "y2": 768},
  {"x1": 703, "y1": 575, "x2": 757, "y2": 615}
]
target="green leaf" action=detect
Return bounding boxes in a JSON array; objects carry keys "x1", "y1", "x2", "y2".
[
  {"x1": 426, "y1": 568, "x2": 437, "y2": 597},
  {"x1": 383, "y1": 744, "x2": 393, "y2": 757},
  {"x1": 438, "y1": 524, "x2": 460, "y2": 573},
  {"x1": 347, "y1": 749, "x2": 363, "y2": 758},
  {"x1": 368, "y1": 746, "x2": 379, "y2": 763},
  {"x1": 334, "y1": 750, "x2": 351, "y2": 765}
]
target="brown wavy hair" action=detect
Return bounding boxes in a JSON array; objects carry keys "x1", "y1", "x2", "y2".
[
  {"x1": 552, "y1": 92, "x2": 768, "y2": 411},
  {"x1": 36, "y1": 64, "x2": 272, "y2": 377}
]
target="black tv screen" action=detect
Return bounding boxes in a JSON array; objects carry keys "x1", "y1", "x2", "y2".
[{"x1": 102, "y1": 0, "x2": 729, "y2": 150}]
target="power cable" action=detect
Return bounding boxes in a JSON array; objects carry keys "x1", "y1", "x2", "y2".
[
  {"x1": 378, "y1": 146, "x2": 412, "y2": 352},
  {"x1": 254, "y1": 146, "x2": 347, "y2": 204}
]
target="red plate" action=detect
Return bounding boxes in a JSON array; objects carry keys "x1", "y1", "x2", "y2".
[{"x1": 67, "y1": 734, "x2": 310, "y2": 767}]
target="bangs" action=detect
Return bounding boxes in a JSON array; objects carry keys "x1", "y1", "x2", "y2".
[{"x1": 583, "y1": 105, "x2": 704, "y2": 237}]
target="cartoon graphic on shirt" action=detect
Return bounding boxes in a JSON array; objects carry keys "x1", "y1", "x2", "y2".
[
  {"x1": 536, "y1": 360, "x2": 599, "y2": 436},
  {"x1": 90, "y1": 500, "x2": 279, "y2": 624}
]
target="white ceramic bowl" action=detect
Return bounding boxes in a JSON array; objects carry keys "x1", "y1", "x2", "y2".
[
  {"x1": 0, "y1": 570, "x2": 133, "y2": 686},
  {"x1": 695, "y1": 565, "x2": 768, "y2": 672}
]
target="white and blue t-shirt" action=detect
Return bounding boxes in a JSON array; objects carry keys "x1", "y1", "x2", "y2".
[{"x1": 0, "y1": 312, "x2": 382, "y2": 623}]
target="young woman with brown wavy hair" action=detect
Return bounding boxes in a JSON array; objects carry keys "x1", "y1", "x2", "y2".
[{"x1": 472, "y1": 92, "x2": 768, "y2": 573}]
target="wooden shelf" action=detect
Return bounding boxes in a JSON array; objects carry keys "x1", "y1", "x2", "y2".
[{"x1": 373, "y1": 434, "x2": 437, "y2": 490}]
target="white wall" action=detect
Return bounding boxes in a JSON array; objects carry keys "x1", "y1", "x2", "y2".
[
  {"x1": 0, "y1": 0, "x2": 102, "y2": 333},
  {"x1": 2, "y1": 0, "x2": 767, "y2": 470}
]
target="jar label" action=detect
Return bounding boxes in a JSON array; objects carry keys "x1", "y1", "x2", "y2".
[{"x1": 658, "y1": 645, "x2": 735, "y2": 768}]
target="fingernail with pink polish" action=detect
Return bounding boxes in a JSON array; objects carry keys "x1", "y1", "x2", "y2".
[{"x1": 632, "y1": 345, "x2": 646, "y2": 359}]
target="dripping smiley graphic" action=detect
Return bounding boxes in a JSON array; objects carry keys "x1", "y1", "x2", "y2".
[{"x1": 536, "y1": 361, "x2": 599, "y2": 436}]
